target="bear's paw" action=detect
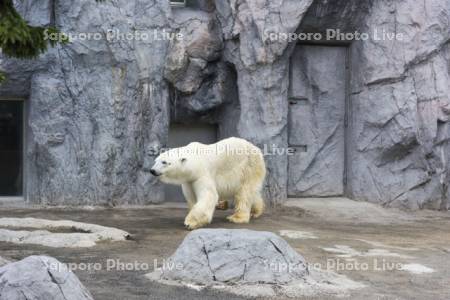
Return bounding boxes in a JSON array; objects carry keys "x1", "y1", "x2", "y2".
[{"x1": 184, "y1": 210, "x2": 211, "y2": 230}]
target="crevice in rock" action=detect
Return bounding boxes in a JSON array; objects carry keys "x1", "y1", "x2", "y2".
[
  {"x1": 19, "y1": 290, "x2": 31, "y2": 300},
  {"x1": 389, "y1": 177, "x2": 431, "y2": 206},
  {"x1": 366, "y1": 75, "x2": 407, "y2": 87},
  {"x1": 240, "y1": 263, "x2": 247, "y2": 281},
  {"x1": 377, "y1": 137, "x2": 419, "y2": 166},
  {"x1": 269, "y1": 238, "x2": 289, "y2": 268},
  {"x1": 404, "y1": 38, "x2": 450, "y2": 73},
  {"x1": 50, "y1": 0, "x2": 56, "y2": 27},
  {"x1": 199, "y1": 237, "x2": 216, "y2": 281},
  {"x1": 47, "y1": 269, "x2": 69, "y2": 300}
]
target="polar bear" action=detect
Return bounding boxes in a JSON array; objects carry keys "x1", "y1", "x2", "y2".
[{"x1": 150, "y1": 137, "x2": 266, "y2": 230}]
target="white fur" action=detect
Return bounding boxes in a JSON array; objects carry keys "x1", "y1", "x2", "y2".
[{"x1": 151, "y1": 137, "x2": 266, "y2": 229}]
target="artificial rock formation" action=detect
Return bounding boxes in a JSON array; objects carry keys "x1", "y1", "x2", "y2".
[
  {"x1": 0, "y1": 0, "x2": 449, "y2": 209},
  {"x1": 147, "y1": 229, "x2": 366, "y2": 298},
  {"x1": 346, "y1": 0, "x2": 450, "y2": 209},
  {"x1": 0, "y1": 217, "x2": 130, "y2": 247},
  {"x1": 2, "y1": 0, "x2": 173, "y2": 205},
  {"x1": 150, "y1": 229, "x2": 308, "y2": 285},
  {"x1": 0, "y1": 256, "x2": 94, "y2": 300}
]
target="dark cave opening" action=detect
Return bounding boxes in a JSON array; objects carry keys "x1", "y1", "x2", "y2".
[{"x1": 0, "y1": 101, "x2": 23, "y2": 196}]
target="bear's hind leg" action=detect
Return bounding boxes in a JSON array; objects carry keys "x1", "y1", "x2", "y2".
[
  {"x1": 251, "y1": 193, "x2": 265, "y2": 218},
  {"x1": 216, "y1": 199, "x2": 229, "y2": 210},
  {"x1": 227, "y1": 188, "x2": 252, "y2": 224}
]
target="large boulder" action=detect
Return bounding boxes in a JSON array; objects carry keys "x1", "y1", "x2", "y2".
[
  {"x1": 157, "y1": 229, "x2": 308, "y2": 285},
  {"x1": 148, "y1": 229, "x2": 365, "y2": 298},
  {"x1": 0, "y1": 256, "x2": 93, "y2": 300}
]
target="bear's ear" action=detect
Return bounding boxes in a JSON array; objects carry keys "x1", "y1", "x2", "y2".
[{"x1": 180, "y1": 158, "x2": 187, "y2": 163}]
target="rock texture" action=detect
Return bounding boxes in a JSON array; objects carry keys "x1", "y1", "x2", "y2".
[
  {"x1": 0, "y1": 217, "x2": 130, "y2": 247},
  {"x1": 151, "y1": 229, "x2": 308, "y2": 285},
  {"x1": 346, "y1": 0, "x2": 450, "y2": 209},
  {"x1": 216, "y1": 0, "x2": 450, "y2": 208},
  {"x1": 0, "y1": 257, "x2": 10, "y2": 267},
  {"x1": 0, "y1": 0, "x2": 449, "y2": 209},
  {"x1": 2, "y1": 0, "x2": 174, "y2": 205},
  {"x1": 0, "y1": 256, "x2": 93, "y2": 300},
  {"x1": 215, "y1": 0, "x2": 315, "y2": 204},
  {"x1": 146, "y1": 229, "x2": 364, "y2": 298}
]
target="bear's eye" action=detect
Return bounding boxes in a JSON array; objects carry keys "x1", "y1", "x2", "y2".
[{"x1": 162, "y1": 161, "x2": 167, "y2": 165}]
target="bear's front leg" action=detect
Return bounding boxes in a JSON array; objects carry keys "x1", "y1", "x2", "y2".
[
  {"x1": 184, "y1": 177, "x2": 218, "y2": 230},
  {"x1": 181, "y1": 183, "x2": 196, "y2": 211}
]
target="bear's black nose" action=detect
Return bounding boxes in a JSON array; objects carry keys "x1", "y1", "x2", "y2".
[{"x1": 150, "y1": 169, "x2": 160, "y2": 176}]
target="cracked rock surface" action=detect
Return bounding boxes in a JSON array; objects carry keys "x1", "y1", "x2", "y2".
[
  {"x1": 0, "y1": 256, "x2": 93, "y2": 300},
  {"x1": 154, "y1": 229, "x2": 308, "y2": 285}
]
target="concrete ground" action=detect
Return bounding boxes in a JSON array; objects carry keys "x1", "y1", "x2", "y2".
[{"x1": 0, "y1": 198, "x2": 449, "y2": 300}]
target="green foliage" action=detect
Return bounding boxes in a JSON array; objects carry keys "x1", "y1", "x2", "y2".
[
  {"x1": 0, "y1": 0, "x2": 105, "y2": 82},
  {"x1": 0, "y1": 0, "x2": 73, "y2": 82},
  {"x1": 0, "y1": 0, "x2": 64, "y2": 59}
]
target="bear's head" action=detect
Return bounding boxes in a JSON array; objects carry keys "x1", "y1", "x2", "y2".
[{"x1": 150, "y1": 147, "x2": 197, "y2": 185}]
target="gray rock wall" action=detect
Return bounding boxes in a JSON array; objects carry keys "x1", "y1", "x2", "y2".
[
  {"x1": 348, "y1": 0, "x2": 450, "y2": 209},
  {"x1": 5, "y1": 0, "x2": 173, "y2": 205},
  {"x1": 27, "y1": 0, "x2": 172, "y2": 205},
  {"x1": 214, "y1": 0, "x2": 450, "y2": 209},
  {"x1": 0, "y1": 0, "x2": 449, "y2": 209},
  {"x1": 215, "y1": 0, "x2": 315, "y2": 204}
]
